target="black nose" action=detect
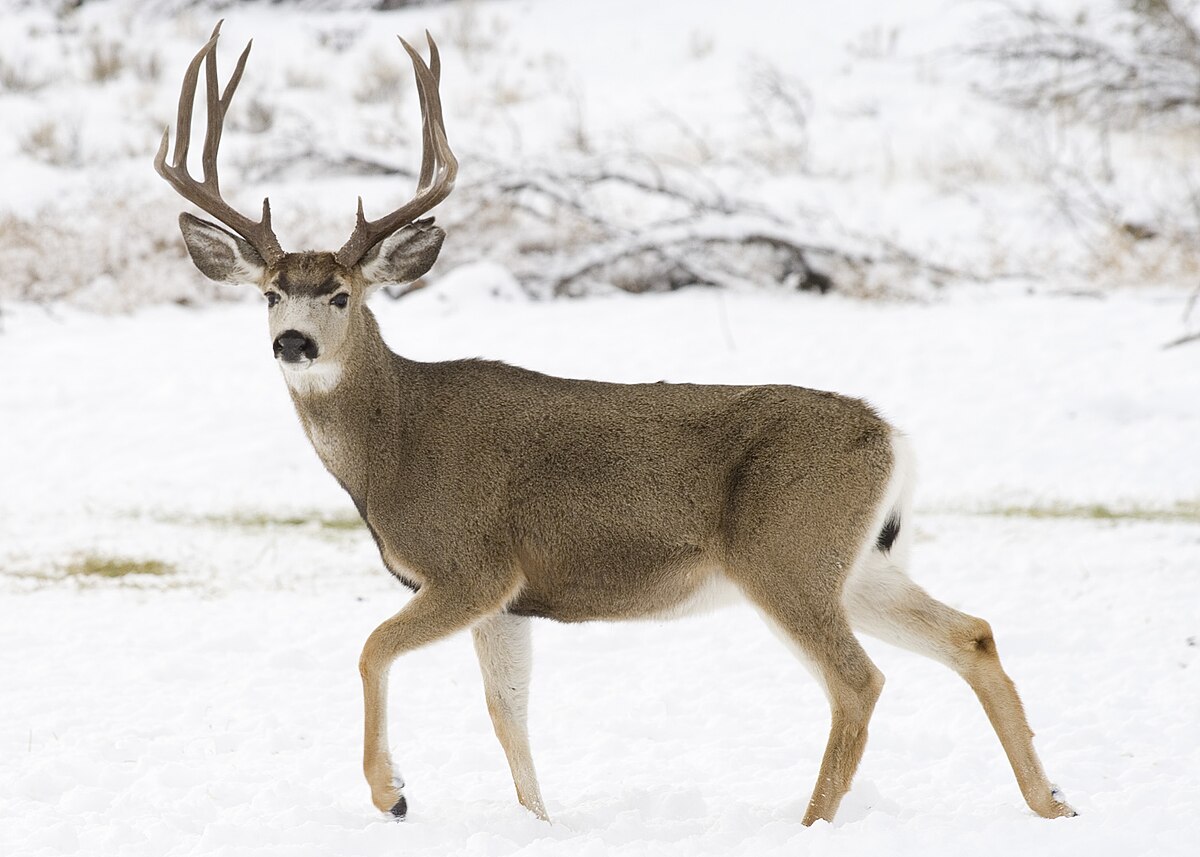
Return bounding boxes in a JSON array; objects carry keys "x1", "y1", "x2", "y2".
[{"x1": 273, "y1": 329, "x2": 318, "y2": 362}]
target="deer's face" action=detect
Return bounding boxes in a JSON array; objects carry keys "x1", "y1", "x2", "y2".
[
  {"x1": 263, "y1": 253, "x2": 356, "y2": 379},
  {"x1": 177, "y1": 213, "x2": 445, "y2": 394}
]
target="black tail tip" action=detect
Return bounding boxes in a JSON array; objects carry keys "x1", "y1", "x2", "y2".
[{"x1": 876, "y1": 513, "x2": 901, "y2": 553}]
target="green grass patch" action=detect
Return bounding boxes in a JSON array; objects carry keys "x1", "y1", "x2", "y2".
[
  {"x1": 203, "y1": 511, "x2": 364, "y2": 531},
  {"x1": 148, "y1": 510, "x2": 364, "y2": 532},
  {"x1": 0, "y1": 553, "x2": 188, "y2": 591},
  {"x1": 973, "y1": 500, "x2": 1200, "y2": 524},
  {"x1": 63, "y1": 555, "x2": 176, "y2": 579}
]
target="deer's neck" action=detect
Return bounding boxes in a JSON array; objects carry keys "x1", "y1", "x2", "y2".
[{"x1": 285, "y1": 306, "x2": 426, "y2": 505}]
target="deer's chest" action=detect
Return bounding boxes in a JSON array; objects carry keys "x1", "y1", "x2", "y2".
[{"x1": 299, "y1": 413, "x2": 369, "y2": 498}]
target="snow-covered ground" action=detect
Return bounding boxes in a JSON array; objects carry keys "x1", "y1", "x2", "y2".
[{"x1": 2, "y1": 282, "x2": 1198, "y2": 856}]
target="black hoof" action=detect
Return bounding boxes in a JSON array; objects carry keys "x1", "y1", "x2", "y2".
[{"x1": 389, "y1": 796, "x2": 407, "y2": 819}]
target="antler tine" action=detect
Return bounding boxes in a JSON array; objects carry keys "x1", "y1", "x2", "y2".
[
  {"x1": 415, "y1": 31, "x2": 441, "y2": 190},
  {"x1": 154, "y1": 21, "x2": 284, "y2": 265},
  {"x1": 164, "y1": 26, "x2": 221, "y2": 173},
  {"x1": 201, "y1": 25, "x2": 222, "y2": 187},
  {"x1": 201, "y1": 33, "x2": 253, "y2": 190},
  {"x1": 334, "y1": 35, "x2": 458, "y2": 268},
  {"x1": 427, "y1": 30, "x2": 441, "y2": 83}
]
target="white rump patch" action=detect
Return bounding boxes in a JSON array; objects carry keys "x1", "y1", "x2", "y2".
[{"x1": 841, "y1": 429, "x2": 940, "y2": 658}]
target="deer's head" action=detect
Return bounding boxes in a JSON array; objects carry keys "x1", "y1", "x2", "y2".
[{"x1": 155, "y1": 23, "x2": 456, "y2": 389}]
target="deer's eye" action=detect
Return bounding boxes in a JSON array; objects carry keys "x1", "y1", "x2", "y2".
[
  {"x1": 265, "y1": 291, "x2": 281, "y2": 308},
  {"x1": 330, "y1": 293, "x2": 350, "y2": 309}
]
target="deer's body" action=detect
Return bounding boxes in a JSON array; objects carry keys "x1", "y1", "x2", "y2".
[
  {"x1": 157, "y1": 26, "x2": 1076, "y2": 829},
  {"x1": 290, "y1": 299, "x2": 893, "y2": 626}
]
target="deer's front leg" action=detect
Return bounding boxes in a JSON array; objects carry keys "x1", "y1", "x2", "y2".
[{"x1": 359, "y1": 578, "x2": 520, "y2": 817}]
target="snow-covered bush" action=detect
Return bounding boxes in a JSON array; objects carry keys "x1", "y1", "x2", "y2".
[{"x1": 971, "y1": 0, "x2": 1200, "y2": 288}]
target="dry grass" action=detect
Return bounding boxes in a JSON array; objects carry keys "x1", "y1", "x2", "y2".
[
  {"x1": 0, "y1": 57, "x2": 50, "y2": 93},
  {"x1": 0, "y1": 197, "x2": 236, "y2": 309},
  {"x1": 354, "y1": 49, "x2": 409, "y2": 105},
  {"x1": 63, "y1": 555, "x2": 175, "y2": 579},
  {"x1": 87, "y1": 39, "x2": 125, "y2": 83},
  {"x1": 19, "y1": 120, "x2": 82, "y2": 168},
  {"x1": 969, "y1": 500, "x2": 1200, "y2": 524},
  {"x1": 157, "y1": 510, "x2": 364, "y2": 533},
  {"x1": 285, "y1": 66, "x2": 326, "y2": 90},
  {"x1": 445, "y1": 0, "x2": 508, "y2": 64},
  {"x1": 229, "y1": 97, "x2": 275, "y2": 134},
  {"x1": 1084, "y1": 222, "x2": 1200, "y2": 288},
  {"x1": 742, "y1": 59, "x2": 811, "y2": 173},
  {"x1": 1, "y1": 553, "x2": 181, "y2": 591}
]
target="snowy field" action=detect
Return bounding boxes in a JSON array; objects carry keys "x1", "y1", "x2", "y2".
[
  {"x1": 3, "y1": 0, "x2": 1200, "y2": 855},
  {"x1": 2, "y1": 284, "x2": 1199, "y2": 856}
]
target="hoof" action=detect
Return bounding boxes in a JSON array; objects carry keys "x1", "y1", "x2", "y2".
[
  {"x1": 390, "y1": 796, "x2": 407, "y2": 820},
  {"x1": 1046, "y1": 786, "x2": 1078, "y2": 818}
]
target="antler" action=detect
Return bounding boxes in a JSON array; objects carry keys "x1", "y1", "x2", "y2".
[
  {"x1": 155, "y1": 21, "x2": 284, "y2": 265},
  {"x1": 334, "y1": 33, "x2": 458, "y2": 268}
]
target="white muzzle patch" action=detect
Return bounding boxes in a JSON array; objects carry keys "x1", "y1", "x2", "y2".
[{"x1": 279, "y1": 359, "x2": 343, "y2": 395}]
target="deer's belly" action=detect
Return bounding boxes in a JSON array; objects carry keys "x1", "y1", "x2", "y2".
[{"x1": 506, "y1": 561, "x2": 741, "y2": 623}]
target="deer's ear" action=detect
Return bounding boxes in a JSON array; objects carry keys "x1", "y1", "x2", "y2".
[
  {"x1": 178, "y1": 212, "x2": 266, "y2": 285},
  {"x1": 359, "y1": 220, "x2": 445, "y2": 293}
]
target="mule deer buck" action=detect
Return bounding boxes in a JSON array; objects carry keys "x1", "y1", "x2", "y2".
[{"x1": 156, "y1": 23, "x2": 1075, "y2": 826}]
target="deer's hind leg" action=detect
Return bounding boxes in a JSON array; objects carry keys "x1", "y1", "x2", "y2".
[
  {"x1": 732, "y1": 560, "x2": 885, "y2": 826},
  {"x1": 842, "y1": 553, "x2": 1076, "y2": 819}
]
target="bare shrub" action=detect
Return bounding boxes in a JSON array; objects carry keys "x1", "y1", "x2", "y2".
[
  {"x1": 971, "y1": 1, "x2": 1200, "y2": 285},
  {"x1": 316, "y1": 26, "x2": 361, "y2": 54},
  {"x1": 87, "y1": 38, "x2": 125, "y2": 83},
  {"x1": 133, "y1": 49, "x2": 163, "y2": 83},
  {"x1": 743, "y1": 58, "x2": 812, "y2": 171},
  {"x1": 227, "y1": 96, "x2": 275, "y2": 134},
  {"x1": 562, "y1": 85, "x2": 591, "y2": 154},
  {"x1": 438, "y1": 154, "x2": 948, "y2": 298},
  {"x1": 20, "y1": 120, "x2": 83, "y2": 168},
  {"x1": 0, "y1": 199, "x2": 238, "y2": 311},
  {"x1": 354, "y1": 49, "x2": 408, "y2": 104},
  {"x1": 285, "y1": 65, "x2": 326, "y2": 90},
  {"x1": 972, "y1": 0, "x2": 1200, "y2": 126},
  {"x1": 445, "y1": 0, "x2": 507, "y2": 64},
  {"x1": 0, "y1": 56, "x2": 51, "y2": 93},
  {"x1": 256, "y1": 127, "x2": 954, "y2": 299}
]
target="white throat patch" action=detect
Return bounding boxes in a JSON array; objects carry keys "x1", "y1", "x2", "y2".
[{"x1": 279, "y1": 359, "x2": 343, "y2": 396}]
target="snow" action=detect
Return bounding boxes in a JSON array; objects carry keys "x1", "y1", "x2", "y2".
[
  {"x1": 2, "y1": 0, "x2": 1200, "y2": 854},
  {"x1": 2, "y1": 283, "x2": 1199, "y2": 856}
]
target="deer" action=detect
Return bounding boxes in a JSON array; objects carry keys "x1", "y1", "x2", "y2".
[{"x1": 155, "y1": 23, "x2": 1076, "y2": 827}]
